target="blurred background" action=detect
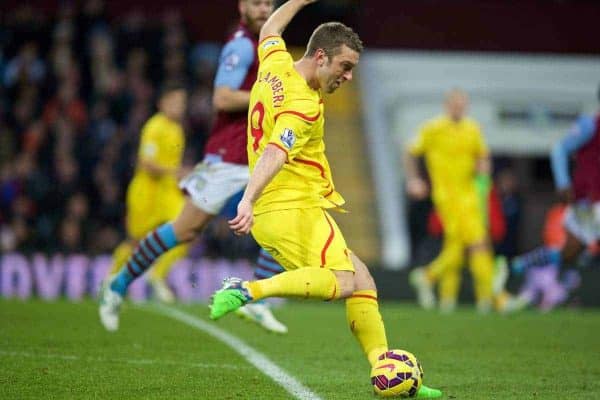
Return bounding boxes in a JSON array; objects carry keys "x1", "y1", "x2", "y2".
[{"x1": 0, "y1": 0, "x2": 599, "y2": 307}]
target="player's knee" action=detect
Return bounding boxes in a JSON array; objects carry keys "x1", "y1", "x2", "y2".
[
  {"x1": 350, "y1": 254, "x2": 376, "y2": 292},
  {"x1": 334, "y1": 271, "x2": 355, "y2": 298}
]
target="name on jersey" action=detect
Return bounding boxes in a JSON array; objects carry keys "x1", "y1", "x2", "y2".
[{"x1": 258, "y1": 71, "x2": 284, "y2": 108}]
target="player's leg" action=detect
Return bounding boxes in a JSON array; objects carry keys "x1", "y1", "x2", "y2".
[
  {"x1": 108, "y1": 240, "x2": 136, "y2": 277},
  {"x1": 109, "y1": 199, "x2": 210, "y2": 296},
  {"x1": 236, "y1": 248, "x2": 288, "y2": 333},
  {"x1": 148, "y1": 190, "x2": 189, "y2": 303},
  {"x1": 411, "y1": 234, "x2": 463, "y2": 310},
  {"x1": 210, "y1": 208, "x2": 352, "y2": 319},
  {"x1": 100, "y1": 199, "x2": 211, "y2": 331},
  {"x1": 148, "y1": 243, "x2": 189, "y2": 303},
  {"x1": 217, "y1": 189, "x2": 288, "y2": 333},
  {"x1": 343, "y1": 253, "x2": 388, "y2": 366},
  {"x1": 337, "y1": 245, "x2": 442, "y2": 397},
  {"x1": 467, "y1": 241, "x2": 495, "y2": 313},
  {"x1": 511, "y1": 204, "x2": 586, "y2": 274}
]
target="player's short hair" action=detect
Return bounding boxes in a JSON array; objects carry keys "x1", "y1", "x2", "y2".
[
  {"x1": 304, "y1": 22, "x2": 363, "y2": 59},
  {"x1": 158, "y1": 80, "x2": 187, "y2": 99}
]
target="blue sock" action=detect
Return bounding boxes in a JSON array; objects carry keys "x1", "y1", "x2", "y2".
[
  {"x1": 254, "y1": 248, "x2": 286, "y2": 280},
  {"x1": 110, "y1": 223, "x2": 179, "y2": 295},
  {"x1": 512, "y1": 246, "x2": 561, "y2": 275},
  {"x1": 252, "y1": 249, "x2": 285, "y2": 305}
]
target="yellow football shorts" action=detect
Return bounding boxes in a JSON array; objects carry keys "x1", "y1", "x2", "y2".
[
  {"x1": 125, "y1": 178, "x2": 185, "y2": 240},
  {"x1": 252, "y1": 207, "x2": 354, "y2": 272},
  {"x1": 436, "y1": 193, "x2": 486, "y2": 246}
]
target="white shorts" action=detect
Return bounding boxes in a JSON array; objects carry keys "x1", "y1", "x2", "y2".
[
  {"x1": 179, "y1": 155, "x2": 249, "y2": 215},
  {"x1": 564, "y1": 201, "x2": 600, "y2": 245}
]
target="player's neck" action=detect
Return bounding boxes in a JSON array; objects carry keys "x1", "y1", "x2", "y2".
[{"x1": 294, "y1": 58, "x2": 320, "y2": 91}]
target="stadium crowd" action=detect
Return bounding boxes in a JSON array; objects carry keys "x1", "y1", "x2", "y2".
[{"x1": 0, "y1": 2, "x2": 224, "y2": 254}]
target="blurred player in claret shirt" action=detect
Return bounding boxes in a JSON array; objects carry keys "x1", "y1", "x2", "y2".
[
  {"x1": 209, "y1": 0, "x2": 441, "y2": 397},
  {"x1": 100, "y1": 0, "x2": 287, "y2": 334},
  {"x1": 511, "y1": 84, "x2": 600, "y2": 279}
]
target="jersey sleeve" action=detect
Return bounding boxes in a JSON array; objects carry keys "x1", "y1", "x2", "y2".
[
  {"x1": 550, "y1": 115, "x2": 596, "y2": 189},
  {"x1": 268, "y1": 99, "x2": 320, "y2": 161},
  {"x1": 138, "y1": 120, "x2": 179, "y2": 169},
  {"x1": 214, "y1": 36, "x2": 255, "y2": 90},
  {"x1": 257, "y1": 35, "x2": 291, "y2": 66},
  {"x1": 138, "y1": 121, "x2": 161, "y2": 164},
  {"x1": 408, "y1": 123, "x2": 430, "y2": 156}
]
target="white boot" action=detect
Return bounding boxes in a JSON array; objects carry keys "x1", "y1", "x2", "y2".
[
  {"x1": 409, "y1": 267, "x2": 436, "y2": 310},
  {"x1": 236, "y1": 303, "x2": 288, "y2": 334},
  {"x1": 99, "y1": 281, "x2": 123, "y2": 332}
]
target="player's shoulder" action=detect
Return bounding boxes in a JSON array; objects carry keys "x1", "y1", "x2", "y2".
[
  {"x1": 143, "y1": 113, "x2": 165, "y2": 131},
  {"x1": 575, "y1": 114, "x2": 597, "y2": 132},
  {"x1": 258, "y1": 35, "x2": 291, "y2": 67},
  {"x1": 220, "y1": 33, "x2": 255, "y2": 62},
  {"x1": 281, "y1": 95, "x2": 321, "y2": 117},
  {"x1": 143, "y1": 113, "x2": 180, "y2": 134}
]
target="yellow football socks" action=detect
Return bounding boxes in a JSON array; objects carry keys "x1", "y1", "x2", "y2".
[
  {"x1": 346, "y1": 290, "x2": 388, "y2": 366},
  {"x1": 425, "y1": 239, "x2": 463, "y2": 283},
  {"x1": 469, "y1": 248, "x2": 494, "y2": 303},
  {"x1": 245, "y1": 268, "x2": 340, "y2": 301}
]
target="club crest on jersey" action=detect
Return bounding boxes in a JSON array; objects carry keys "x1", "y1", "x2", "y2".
[
  {"x1": 262, "y1": 39, "x2": 279, "y2": 50},
  {"x1": 280, "y1": 128, "x2": 296, "y2": 149}
]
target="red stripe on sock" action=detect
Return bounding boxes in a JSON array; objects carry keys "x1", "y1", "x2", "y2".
[
  {"x1": 256, "y1": 263, "x2": 283, "y2": 274},
  {"x1": 143, "y1": 239, "x2": 159, "y2": 257},
  {"x1": 133, "y1": 253, "x2": 147, "y2": 269},
  {"x1": 259, "y1": 252, "x2": 276, "y2": 263},
  {"x1": 153, "y1": 231, "x2": 168, "y2": 252},
  {"x1": 126, "y1": 262, "x2": 137, "y2": 277},
  {"x1": 350, "y1": 294, "x2": 378, "y2": 301},
  {"x1": 138, "y1": 245, "x2": 152, "y2": 263}
]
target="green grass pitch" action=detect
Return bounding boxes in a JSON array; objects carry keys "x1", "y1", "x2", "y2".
[{"x1": 1, "y1": 299, "x2": 600, "y2": 399}]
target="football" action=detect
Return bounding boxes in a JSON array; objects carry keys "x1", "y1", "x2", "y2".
[{"x1": 370, "y1": 349, "x2": 423, "y2": 397}]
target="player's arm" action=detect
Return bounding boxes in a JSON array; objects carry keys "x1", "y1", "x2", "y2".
[
  {"x1": 259, "y1": 0, "x2": 318, "y2": 42},
  {"x1": 403, "y1": 126, "x2": 429, "y2": 200},
  {"x1": 230, "y1": 110, "x2": 313, "y2": 235},
  {"x1": 212, "y1": 37, "x2": 255, "y2": 112},
  {"x1": 229, "y1": 144, "x2": 287, "y2": 235},
  {"x1": 550, "y1": 115, "x2": 596, "y2": 201}
]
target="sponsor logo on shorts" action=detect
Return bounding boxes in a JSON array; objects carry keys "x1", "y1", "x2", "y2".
[{"x1": 280, "y1": 128, "x2": 296, "y2": 149}]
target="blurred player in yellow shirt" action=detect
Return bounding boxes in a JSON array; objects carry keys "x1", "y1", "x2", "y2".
[
  {"x1": 405, "y1": 89, "x2": 497, "y2": 313},
  {"x1": 209, "y1": 1, "x2": 441, "y2": 397},
  {"x1": 107, "y1": 83, "x2": 188, "y2": 303}
]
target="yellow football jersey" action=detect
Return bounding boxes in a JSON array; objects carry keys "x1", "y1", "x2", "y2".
[
  {"x1": 247, "y1": 36, "x2": 344, "y2": 215},
  {"x1": 134, "y1": 112, "x2": 185, "y2": 190},
  {"x1": 409, "y1": 115, "x2": 488, "y2": 205}
]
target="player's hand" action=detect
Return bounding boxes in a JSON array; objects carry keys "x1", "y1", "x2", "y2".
[
  {"x1": 228, "y1": 199, "x2": 254, "y2": 235},
  {"x1": 406, "y1": 177, "x2": 429, "y2": 200},
  {"x1": 557, "y1": 187, "x2": 574, "y2": 204}
]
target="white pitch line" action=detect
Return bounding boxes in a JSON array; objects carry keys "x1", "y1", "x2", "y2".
[
  {"x1": 0, "y1": 350, "x2": 240, "y2": 370},
  {"x1": 144, "y1": 303, "x2": 323, "y2": 400}
]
